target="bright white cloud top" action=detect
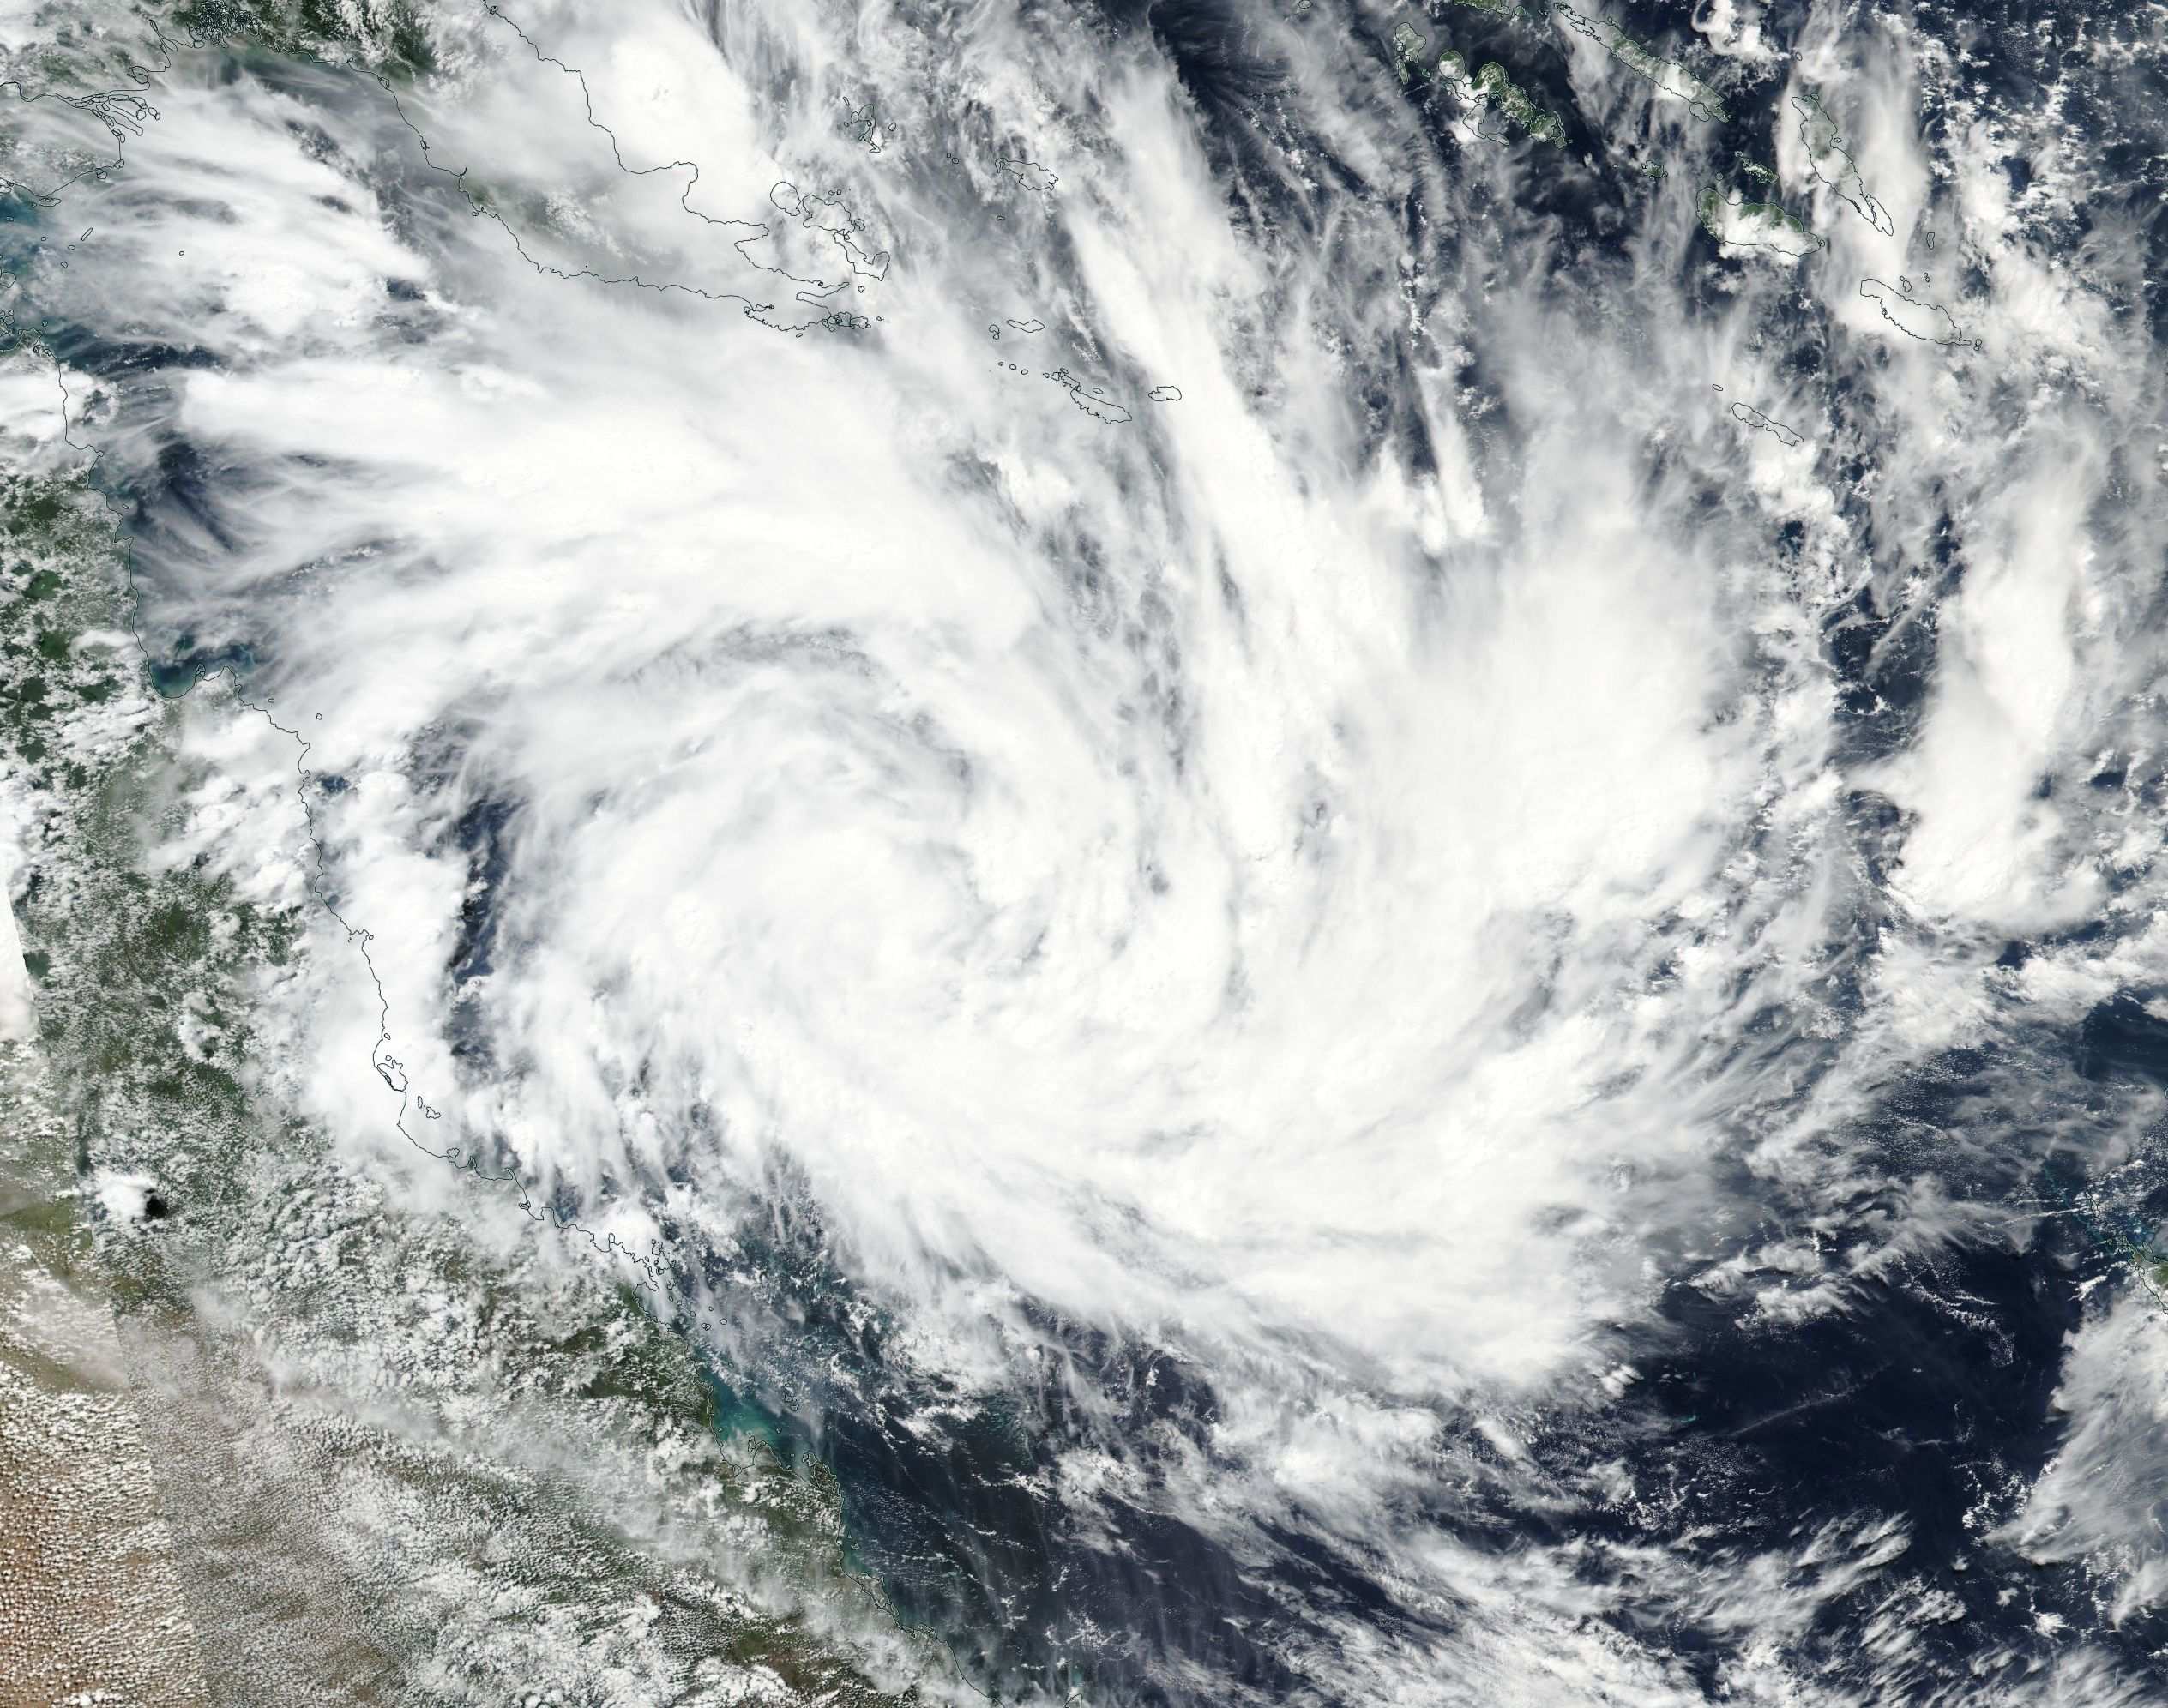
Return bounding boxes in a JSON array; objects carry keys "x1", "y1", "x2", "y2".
[{"x1": 8, "y1": 0, "x2": 2168, "y2": 1701}]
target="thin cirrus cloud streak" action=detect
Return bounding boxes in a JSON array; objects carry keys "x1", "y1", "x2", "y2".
[{"x1": 34, "y1": 0, "x2": 2168, "y2": 1691}]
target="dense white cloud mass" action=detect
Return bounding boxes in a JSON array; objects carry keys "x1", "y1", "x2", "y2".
[{"x1": 15, "y1": 0, "x2": 2168, "y2": 1698}]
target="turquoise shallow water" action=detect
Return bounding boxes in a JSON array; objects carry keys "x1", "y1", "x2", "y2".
[{"x1": 22, "y1": 0, "x2": 2168, "y2": 1699}]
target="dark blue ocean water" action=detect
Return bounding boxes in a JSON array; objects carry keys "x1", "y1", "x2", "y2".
[
  {"x1": 69, "y1": 0, "x2": 2168, "y2": 1696},
  {"x1": 662, "y1": 2, "x2": 2168, "y2": 1698}
]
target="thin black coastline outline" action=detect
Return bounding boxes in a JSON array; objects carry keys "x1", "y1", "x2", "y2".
[
  {"x1": 1729, "y1": 400, "x2": 1804, "y2": 447},
  {"x1": 1439, "y1": 0, "x2": 1732, "y2": 127},
  {"x1": 9, "y1": 0, "x2": 1142, "y2": 1319},
  {"x1": 1551, "y1": 1, "x2": 1730, "y2": 124},
  {"x1": 0, "y1": 6, "x2": 184, "y2": 452},
  {"x1": 381, "y1": 2, "x2": 882, "y2": 332},
  {"x1": 0, "y1": 5, "x2": 698, "y2": 1293},
  {"x1": 1696, "y1": 183, "x2": 1828, "y2": 259},
  {"x1": 4, "y1": 0, "x2": 923, "y2": 1288},
  {"x1": 1858, "y1": 275, "x2": 1971, "y2": 347},
  {"x1": 129, "y1": 641, "x2": 671, "y2": 1290},
  {"x1": 8, "y1": 26, "x2": 991, "y2": 1699},
  {"x1": 1467, "y1": 60, "x2": 1567, "y2": 145},
  {"x1": 1791, "y1": 91, "x2": 1894, "y2": 236},
  {"x1": 0, "y1": 50, "x2": 163, "y2": 205},
  {"x1": 0, "y1": 300, "x2": 93, "y2": 454}
]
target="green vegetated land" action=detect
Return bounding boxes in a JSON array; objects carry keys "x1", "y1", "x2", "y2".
[
  {"x1": 0, "y1": 9, "x2": 932, "y2": 1702},
  {"x1": 1697, "y1": 183, "x2": 1826, "y2": 258},
  {"x1": 1414, "y1": 1, "x2": 1732, "y2": 147},
  {"x1": 1429, "y1": 0, "x2": 1737, "y2": 124},
  {"x1": 171, "y1": 0, "x2": 435, "y2": 76},
  {"x1": 1434, "y1": 47, "x2": 1567, "y2": 144},
  {"x1": 1792, "y1": 90, "x2": 1894, "y2": 232}
]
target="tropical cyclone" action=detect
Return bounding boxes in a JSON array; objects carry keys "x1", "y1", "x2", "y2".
[{"x1": 6, "y1": 0, "x2": 2166, "y2": 1704}]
